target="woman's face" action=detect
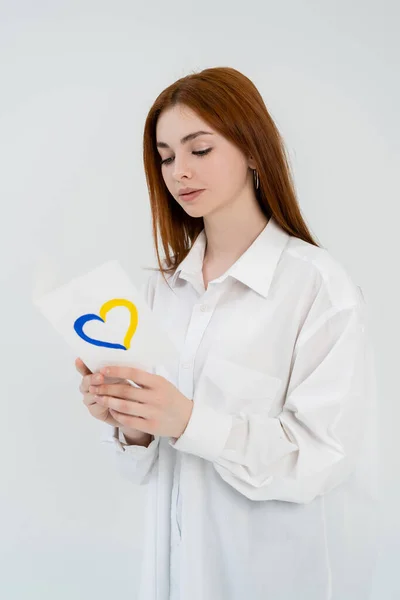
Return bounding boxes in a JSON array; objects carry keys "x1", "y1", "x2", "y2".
[{"x1": 156, "y1": 104, "x2": 255, "y2": 218}]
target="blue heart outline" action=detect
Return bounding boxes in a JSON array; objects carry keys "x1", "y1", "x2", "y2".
[{"x1": 74, "y1": 313, "x2": 127, "y2": 350}]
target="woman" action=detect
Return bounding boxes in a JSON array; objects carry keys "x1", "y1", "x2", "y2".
[{"x1": 77, "y1": 67, "x2": 379, "y2": 600}]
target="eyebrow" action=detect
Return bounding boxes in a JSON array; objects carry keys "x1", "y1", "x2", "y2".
[{"x1": 156, "y1": 130, "x2": 214, "y2": 149}]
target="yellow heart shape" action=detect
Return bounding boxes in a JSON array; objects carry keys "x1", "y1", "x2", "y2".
[{"x1": 99, "y1": 298, "x2": 138, "y2": 350}]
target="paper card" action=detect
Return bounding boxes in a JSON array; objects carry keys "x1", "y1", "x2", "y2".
[{"x1": 33, "y1": 259, "x2": 179, "y2": 376}]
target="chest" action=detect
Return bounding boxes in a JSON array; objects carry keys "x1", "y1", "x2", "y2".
[{"x1": 153, "y1": 275, "x2": 312, "y2": 418}]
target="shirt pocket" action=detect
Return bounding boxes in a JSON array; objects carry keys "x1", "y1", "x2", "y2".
[{"x1": 199, "y1": 353, "x2": 283, "y2": 415}]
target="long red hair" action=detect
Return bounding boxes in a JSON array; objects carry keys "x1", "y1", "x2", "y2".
[{"x1": 142, "y1": 66, "x2": 322, "y2": 286}]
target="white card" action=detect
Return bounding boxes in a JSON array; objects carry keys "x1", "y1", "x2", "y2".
[{"x1": 33, "y1": 259, "x2": 178, "y2": 375}]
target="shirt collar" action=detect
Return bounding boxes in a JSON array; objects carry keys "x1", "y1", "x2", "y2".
[{"x1": 167, "y1": 216, "x2": 290, "y2": 298}]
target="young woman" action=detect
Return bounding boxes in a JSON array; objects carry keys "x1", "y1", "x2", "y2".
[{"x1": 77, "y1": 67, "x2": 379, "y2": 600}]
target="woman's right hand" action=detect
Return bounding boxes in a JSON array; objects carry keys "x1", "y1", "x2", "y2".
[
  {"x1": 76, "y1": 357, "x2": 153, "y2": 446},
  {"x1": 76, "y1": 357, "x2": 122, "y2": 427}
]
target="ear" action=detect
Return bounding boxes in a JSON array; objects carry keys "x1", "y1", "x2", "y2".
[{"x1": 248, "y1": 155, "x2": 257, "y2": 170}]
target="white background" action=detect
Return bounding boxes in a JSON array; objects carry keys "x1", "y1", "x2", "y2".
[{"x1": 1, "y1": 1, "x2": 398, "y2": 598}]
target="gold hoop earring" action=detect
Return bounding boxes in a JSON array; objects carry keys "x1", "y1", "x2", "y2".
[{"x1": 253, "y1": 169, "x2": 259, "y2": 190}]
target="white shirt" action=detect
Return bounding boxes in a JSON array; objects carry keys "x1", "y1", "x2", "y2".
[{"x1": 101, "y1": 216, "x2": 380, "y2": 600}]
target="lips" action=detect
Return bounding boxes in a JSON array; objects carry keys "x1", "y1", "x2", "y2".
[
  {"x1": 181, "y1": 189, "x2": 204, "y2": 201},
  {"x1": 180, "y1": 188, "x2": 202, "y2": 195}
]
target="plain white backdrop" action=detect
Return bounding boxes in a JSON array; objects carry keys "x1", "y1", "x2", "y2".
[{"x1": 1, "y1": 1, "x2": 398, "y2": 598}]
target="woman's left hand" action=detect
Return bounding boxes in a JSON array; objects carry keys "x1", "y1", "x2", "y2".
[{"x1": 89, "y1": 365, "x2": 194, "y2": 440}]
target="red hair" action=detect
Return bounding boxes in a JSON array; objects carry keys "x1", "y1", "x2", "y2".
[{"x1": 142, "y1": 66, "x2": 321, "y2": 286}]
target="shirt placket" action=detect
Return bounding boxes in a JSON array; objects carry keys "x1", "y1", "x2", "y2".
[{"x1": 170, "y1": 287, "x2": 219, "y2": 599}]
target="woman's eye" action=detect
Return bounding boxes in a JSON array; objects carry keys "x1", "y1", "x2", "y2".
[{"x1": 160, "y1": 148, "x2": 212, "y2": 166}]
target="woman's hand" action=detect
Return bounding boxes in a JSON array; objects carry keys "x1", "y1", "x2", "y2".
[
  {"x1": 89, "y1": 365, "x2": 194, "y2": 440},
  {"x1": 76, "y1": 358, "x2": 127, "y2": 428}
]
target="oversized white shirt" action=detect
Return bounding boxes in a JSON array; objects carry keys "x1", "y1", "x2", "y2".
[{"x1": 101, "y1": 216, "x2": 380, "y2": 600}]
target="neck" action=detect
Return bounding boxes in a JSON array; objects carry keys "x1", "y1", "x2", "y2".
[{"x1": 203, "y1": 203, "x2": 268, "y2": 265}]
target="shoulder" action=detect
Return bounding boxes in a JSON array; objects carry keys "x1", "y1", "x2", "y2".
[
  {"x1": 139, "y1": 267, "x2": 161, "y2": 308},
  {"x1": 141, "y1": 266, "x2": 161, "y2": 286},
  {"x1": 140, "y1": 260, "x2": 177, "y2": 301},
  {"x1": 280, "y1": 235, "x2": 364, "y2": 310}
]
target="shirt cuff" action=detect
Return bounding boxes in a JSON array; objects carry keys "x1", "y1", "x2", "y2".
[
  {"x1": 100, "y1": 426, "x2": 158, "y2": 454},
  {"x1": 168, "y1": 401, "x2": 233, "y2": 462}
]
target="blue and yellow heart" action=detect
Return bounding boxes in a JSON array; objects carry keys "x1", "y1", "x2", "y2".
[{"x1": 73, "y1": 298, "x2": 138, "y2": 351}]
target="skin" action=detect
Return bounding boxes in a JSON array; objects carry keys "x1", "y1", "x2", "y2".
[
  {"x1": 156, "y1": 103, "x2": 268, "y2": 265},
  {"x1": 78, "y1": 103, "x2": 268, "y2": 440},
  {"x1": 76, "y1": 358, "x2": 193, "y2": 439}
]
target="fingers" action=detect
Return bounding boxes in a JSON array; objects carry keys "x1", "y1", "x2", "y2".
[
  {"x1": 89, "y1": 382, "x2": 147, "y2": 403},
  {"x1": 79, "y1": 373, "x2": 100, "y2": 394},
  {"x1": 76, "y1": 359, "x2": 144, "y2": 412},
  {"x1": 80, "y1": 372, "x2": 124, "y2": 394},
  {"x1": 82, "y1": 392, "x2": 98, "y2": 407},
  {"x1": 99, "y1": 365, "x2": 155, "y2": 388},
  {"x1": 110, "y1": 411, "x2": 153, "y2": 435},
  {"x1": 96, "y1": 395, "x2": 149, "y2": 419},
  {"x1": 75, "y1": 357, "x2": 92, "y2": 376}
]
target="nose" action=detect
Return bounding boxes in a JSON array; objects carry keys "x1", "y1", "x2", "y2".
[{"x1": 172, "y1": 156, "x2": 192, "y2": 181}]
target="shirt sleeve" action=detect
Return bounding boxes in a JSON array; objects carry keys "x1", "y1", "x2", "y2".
[
  {"x1": 100, "y1": 425, "x2": 161, "y2": 485},
  {"x1": 170, "y1": 293, "x2": 376, "y2": 503},
  {"x1": 99, "y1": 268, "x2": 161, "y2": 486}
]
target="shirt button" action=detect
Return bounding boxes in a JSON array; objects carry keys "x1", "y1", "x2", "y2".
[
  {"x1": 182, "y1": 361, "x2": 192, "y2": 369},
  {"x1": 200, "y1": 304, "x2": 210, "y2": 312}
]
